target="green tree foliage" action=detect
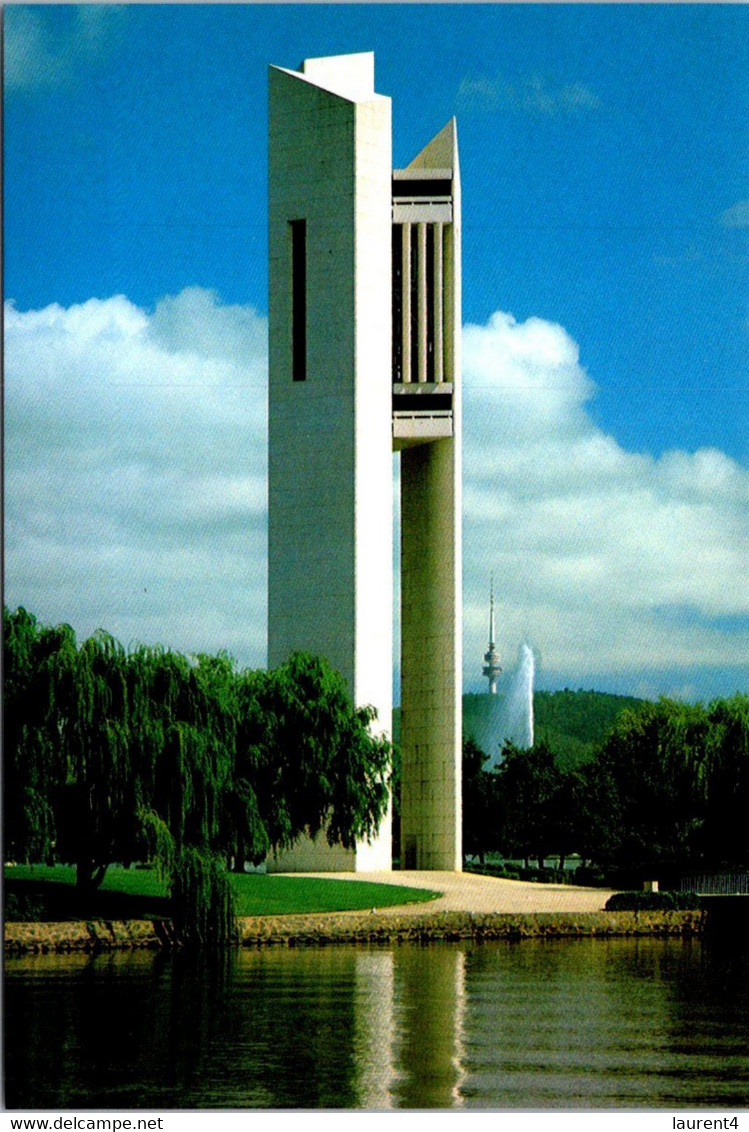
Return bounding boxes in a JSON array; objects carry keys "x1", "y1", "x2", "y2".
[
  {"x1": 246, "y1": 653, "x2": 390, "y2": 855},
  {"x1": 580, "y1": 696, "x2": 749, "y2": 874},
  {"x1": 4, "y1": 608, "x2": 77, "y2": 868},
  {"x1": 462, "y1": 736, "x2": 582, "y2": 870},
  {"x1": 702, "y1": 695, "x2": 749, "y2": 865},
  {"x1": 495, "y1": 740, "x2": 574, "y2": 868},
  {"x1": 533, "y1": 688, "x2": 646, "y2": 765},
  {"x1": 169, "y1": 846, "x2": 237, "y2": 947},
  {"x1": 476, "y1": 694, "x2": 749, "y2": 878},
  {"x1": 3, "y1": 607, "x2": 392, "y2": 941},
  {"x1": 55, "y1": 631, "x2": 140, "y2": 890},
  {"x1": 461, "y1": 737, "x2": 500, "y2": 865}
]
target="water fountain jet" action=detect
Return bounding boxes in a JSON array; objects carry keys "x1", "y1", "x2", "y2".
[
  {"x1": 471, "y1": 641, "x2": 536, "y2": 767},
  {"x1": 504, "y1": 642, "x2": 535, "y2": 751}
]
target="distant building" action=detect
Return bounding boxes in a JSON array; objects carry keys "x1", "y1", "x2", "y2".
[
  {"x1": 267, "y1": 52, "x2": 463, "y2": 871},
  {"x1": 482, "y1": 579, "x2": 502, "y2": 695}
]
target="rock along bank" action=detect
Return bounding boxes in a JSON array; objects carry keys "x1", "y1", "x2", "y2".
[{"x1": 5, "y1": 909, "x2": 707, "y2": 954}]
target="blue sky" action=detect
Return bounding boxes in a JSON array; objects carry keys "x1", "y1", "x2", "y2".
[{"x1": 4, "y1": 3, "x2": 748, "y2": 702}]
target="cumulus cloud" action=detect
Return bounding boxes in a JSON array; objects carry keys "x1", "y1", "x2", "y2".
[
  {"x1": 719, "y1": 200, "x2": 749, "y2": 229},
  {"x1": 462, "y1": 311, "x2": 749, "y2": 696},
  {"x1": 457, "y1": 71, "x2": 601, "y2": 117},
  {"x1": 5, "y1": 292, "x2": 747, "y2": 695},
  {"x1": 4, "y1": 289, "x2": 268, "y2": 663},
  {"x1": 4, "y1": 6, "x2": 125, "y2": 93}
]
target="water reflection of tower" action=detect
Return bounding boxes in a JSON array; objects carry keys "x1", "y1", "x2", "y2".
[{"x1": 482, "y1": 578, "x2": 502, "y2": 694}]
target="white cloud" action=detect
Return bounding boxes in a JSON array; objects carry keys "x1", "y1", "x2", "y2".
[
  {"x1": 4, "y1": 290, "x2": 268, "y2": 664},
  {"x1": 719, "y1": 200, "x2": 749, "y2": 229},
  {"x1": 5, "y1": 293, "x2": 747, "y2": 695},
  {"x1": 462, "y1": 311, "x2": 749, "y2": 693},
  {"x1": 457, "y1": 72, "x2": 601, "y2": 117},
  {"x1": 455, "y1": 76, "x2": 502, "y2": 115},
  {"x1": 4, "y1": 6, "x2": 125, "y2": 93}
]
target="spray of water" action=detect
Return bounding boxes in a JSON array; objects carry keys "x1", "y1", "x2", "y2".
[
  {"x1": 476, "y1": 643, "x2": 535, "y2": 766},
  {"x1": 506, "y1": 642, "x2": 535, "y2": 750}
]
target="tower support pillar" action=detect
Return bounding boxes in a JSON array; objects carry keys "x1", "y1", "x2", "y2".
[{"x1": 400, "y1": 438, "x2": 462, "y2": 870}]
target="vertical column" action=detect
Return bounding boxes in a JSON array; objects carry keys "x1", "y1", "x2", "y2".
[
  {"x1": 392, "y1": 225, "x2": 403, "y2": 384},
  {"x1": 433, "y1": 222, "x2": 444, "y2": 385},
  {"x1": 398, "y1": 118, "x2": 462, "y2": 874},
  {"x1": 443, "y1": 224, "x2": 454, "y2": 385},
  {"x1": 400, "y1": 440, "x2": 462, "y2": 871},
  {"x1": 417, "y1": 222, "x2": 428, "y2": 383},
  {"x1": 401, "y1": 222, "x2": 412, "y2": 384}
]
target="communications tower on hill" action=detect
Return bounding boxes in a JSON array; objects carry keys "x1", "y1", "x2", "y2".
[{"x1": 482, "y1": 578, "x2": 502, "y2": 695}]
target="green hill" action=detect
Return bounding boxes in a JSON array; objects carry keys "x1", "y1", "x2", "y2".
[
  {"x1": 394, "y1": 688, "x2": 647, "y2": 767},
  {"x1": 462, "y1": 688, "x2": 647, "y2": 767}
]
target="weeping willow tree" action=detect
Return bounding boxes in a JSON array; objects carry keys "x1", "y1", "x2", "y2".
[
  {"x1": 57, "y1": 630, "x2": 139, "y2": 889},
  {"x1": 4, "y1": 607, "x2": 65, "y2": 865},
  {"x1": 192, "y1": 653, "x2": 270, "y2": 871},
  {"x1": 4, "y1": 608, "x2": 393, "y2": 943},
  {"x1": 4, "y1": 614, "x2": 152, "y2": 889},
  {"x1": 4, "y1": 612, "x2": 250, "y2": 934},
  {"x1": 127, "y1": 645, "x2": 250, "y2": 943},
  {"x1": 246, "y1": 652, "x2": 392, "y2": 857}
]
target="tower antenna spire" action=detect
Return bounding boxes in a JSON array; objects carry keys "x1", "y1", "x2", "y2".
[{"x1": 482, "y1": 575, "x2": 502, "y2": 694}]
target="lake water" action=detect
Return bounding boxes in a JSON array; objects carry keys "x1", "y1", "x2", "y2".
[{"x1": 5, "y1": 934, "x2": 749, "y2": 1110}]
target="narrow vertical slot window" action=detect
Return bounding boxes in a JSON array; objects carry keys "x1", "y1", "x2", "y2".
[{"x1": 290, "y1": 219, "x2": 306, "y2": 381}]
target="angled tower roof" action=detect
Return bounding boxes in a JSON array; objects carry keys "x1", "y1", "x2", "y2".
[
  {"x1": 301, "y1": 52, "x2": 376, "y2": 99},
  {"x1": 270, "y1": 51, "x2": 384, "y2": 104},
  {"x1": 406, "y1": 118, "x2": 460, "y2": 176}
]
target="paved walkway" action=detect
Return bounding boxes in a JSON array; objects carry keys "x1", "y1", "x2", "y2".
[{"x1": 296, "y1": 870, "x2": 615, "y2": 915}]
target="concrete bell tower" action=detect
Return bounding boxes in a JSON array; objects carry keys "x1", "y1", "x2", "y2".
[{"x1": 268, "y1": 52, "x2": 462, "y2": 872}]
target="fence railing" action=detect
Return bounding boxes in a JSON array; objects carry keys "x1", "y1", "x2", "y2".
[{"x1": 678, "y1": 873, "x2": 749, "y2": 895}]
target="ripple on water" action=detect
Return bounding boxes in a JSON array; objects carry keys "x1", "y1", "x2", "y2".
[{"x1": 5, "y1": 935, "x2": 749, "y2": 1109}]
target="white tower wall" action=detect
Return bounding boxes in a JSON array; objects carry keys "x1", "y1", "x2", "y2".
[
  {"x1": 267, "y1": 53, "x2": 462, "y2": 873},
  {"x1": 267, "y1": 55, "x2": 393, "y2": 871}
]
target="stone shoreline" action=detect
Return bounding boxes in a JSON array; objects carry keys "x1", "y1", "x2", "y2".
[{"x1": 4, "y1": 908, "x2": 706, "y2": 954}]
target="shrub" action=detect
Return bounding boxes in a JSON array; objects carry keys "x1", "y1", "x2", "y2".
[
  {"x1": 574, "y1": 866, "x2": 608, "y2": 888},
  {"x1": 464, "y1": 861, "x2": 522, "y2": 880},
  {"x1": 605, "y1": 890, "x2": 702, "y2": 912},
  {"x1": 5, "y1": 893, "x2": 46, "y2": 922}
]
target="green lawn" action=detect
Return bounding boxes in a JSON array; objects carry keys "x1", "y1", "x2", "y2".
[
  {"x1": 7, "y1": 864, "x2": 167, "y2": 897},
  {"x1": 229, "y1": 874, "x2": 439, "y2": 915},
  {"x1": 4, "y1": 864, "x2": 440, "y2": 920}
]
